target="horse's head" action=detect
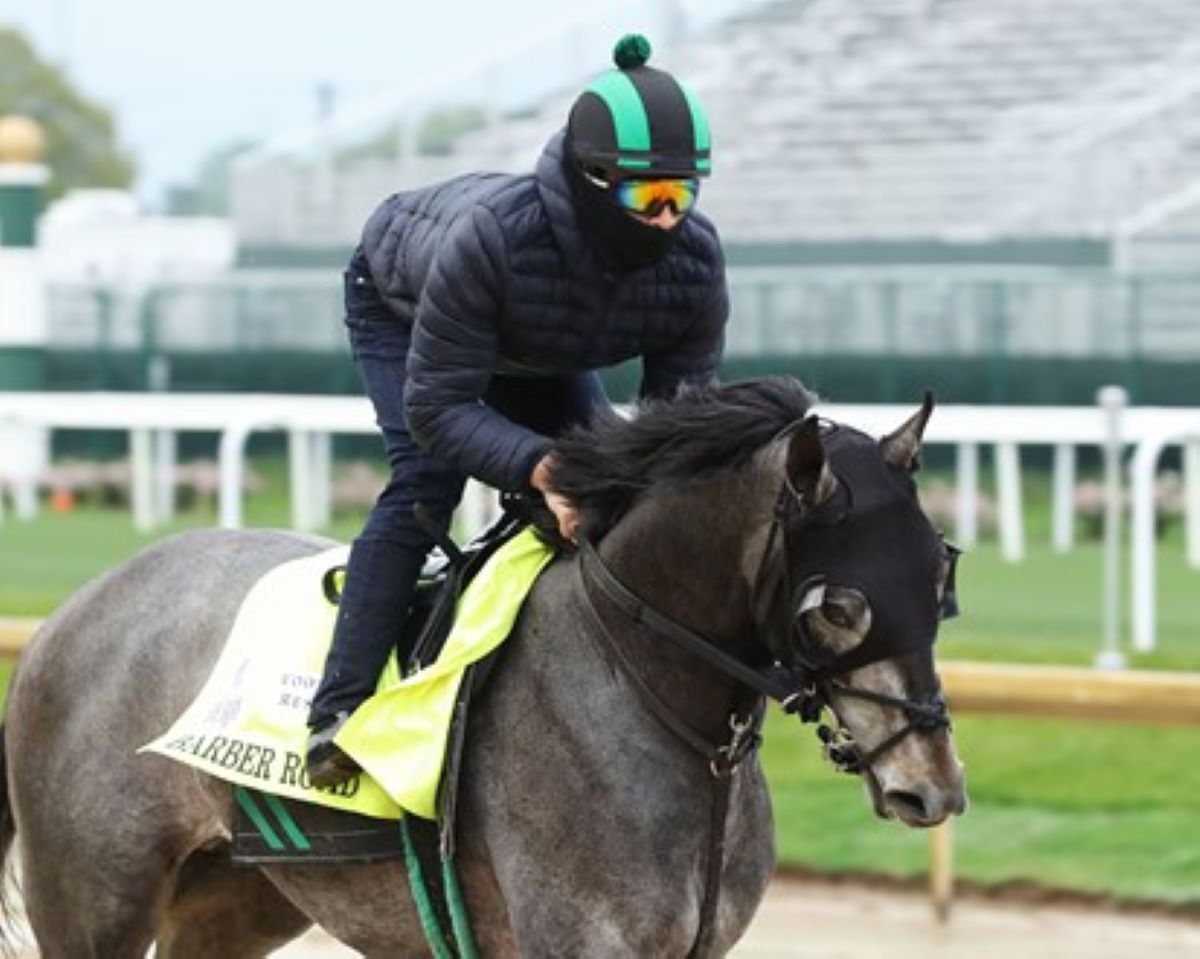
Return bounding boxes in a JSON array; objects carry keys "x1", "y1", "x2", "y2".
[
  {"x1": 752, "y1": 397, "x2": 966, "y2": 827},
  {"x1": 551, "y1": 377, "x2": 965, "y2": 825}
]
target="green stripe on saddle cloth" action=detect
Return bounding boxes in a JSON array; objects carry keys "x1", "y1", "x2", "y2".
[{"x1": 141, "y1": 528, "x2": 555, "y2": 821}]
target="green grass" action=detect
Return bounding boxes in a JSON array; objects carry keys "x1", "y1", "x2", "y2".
[
  {"x1": 941, "y1": 538, "x2": 1200, "y2": 671},
  {"x1": 2, "y1": 462, "x2": 1199, "y2": 904},
  {"x1": 763, "y1": 711, "x2": 1200, "y2": 904},
  {"x1": 0, "y1": 476, "x2": 365, "y2": 616},
  {"x1": 4, "y1": 489, "x2": 1194, "y2": 669}
]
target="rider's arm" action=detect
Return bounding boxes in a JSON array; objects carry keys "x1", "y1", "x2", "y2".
[{"x1": 405, "y1": 206, "x2": 553, "y2": 492}]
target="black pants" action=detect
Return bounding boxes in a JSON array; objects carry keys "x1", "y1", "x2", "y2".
[{"x1": 308, "y1": 252, "x2": 608, "y2": 728}]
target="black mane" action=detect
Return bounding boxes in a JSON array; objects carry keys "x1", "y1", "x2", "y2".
[{"x1": 549, "y1": 376, "x2": 816, "y2": 539}]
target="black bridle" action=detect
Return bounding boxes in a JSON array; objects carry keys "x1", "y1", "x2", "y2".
[
  {"x1": 755, "y1": 477, "x2": 957, "y2": 774},
  {"x1": 575, "y1": 474, "x2": 958, "y2": 958},
  {"x1": 578, "y1": 478, "x2": 957, "y2": 779}
]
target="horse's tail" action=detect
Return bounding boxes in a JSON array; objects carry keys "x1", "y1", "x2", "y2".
[{"x1": 0, "y1": 723, "x2": 19, "y2": 951}]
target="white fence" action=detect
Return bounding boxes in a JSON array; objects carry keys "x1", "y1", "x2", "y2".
[{"x1": 0, "y1": 391, "x2": 1196, "y2": 654}]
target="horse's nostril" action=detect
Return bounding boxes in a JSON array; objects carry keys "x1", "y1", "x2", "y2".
[{"x1": 883, "y1": 789, "x2": 931, "y2": 823}]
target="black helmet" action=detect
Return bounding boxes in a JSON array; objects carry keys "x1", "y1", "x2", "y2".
[{"x1": 567, "y1": 34, "x2": 712, "y2": 180}]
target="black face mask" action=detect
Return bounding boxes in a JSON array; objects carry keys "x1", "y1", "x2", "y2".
[
  {"x1": 563, "y1": 153, "x2": 684, "y2": 271},
  {"x1": 784, "y1": 427, "x2": 946, "y2": 674}
]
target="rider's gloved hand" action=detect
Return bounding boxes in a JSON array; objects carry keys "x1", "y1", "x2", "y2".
[{"x1": 531, "y1": 453, "x2": 580, "y2": 544}]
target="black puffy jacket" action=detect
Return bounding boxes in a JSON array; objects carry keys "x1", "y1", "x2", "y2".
[{"x1": 358, "y1": 130, "x2": 729, "y2": 492}]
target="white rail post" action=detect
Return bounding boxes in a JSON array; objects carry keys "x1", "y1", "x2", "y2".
[
  {"x1": 10, "y1": 424, "x2": 43, "y2": 520},
  {"x1": 458, "y1": 479, "x2": 496, "y2": 539},
  {"x1": 954, "y1": 443, "x2": 979, "y2": 548},
  {"x1": 0, "y1": 417, "x2": 46, "y2": 522},
  {"x1": 218, "y1": 421, "x2": 256, "y2": 529},
  {"x1": 1130, "y1": 433, "x2": 1167, "y2": 654},
  {"x1": 130, "y1": 428, "x2": 156, "y2": 532},
  {"x1": 1186, "y1": 440, "x2": 1200, "y2": 570},
  {"x1": 288, "y1": 428, "x2": 315, "y2": 531},
  {"x1": 1051, "y1": 443, "x2": 1076, "y2": 553},
  {"x1": 153, "y1": 429, "x2": 176, "y2": 525},
  {"x1": 995, "y1": 442, "x2": 1024, "y2": 562},
  {"x1": 312, "y1": 431, "x2": 332, "y2": 531},
  {"x1": 289, "y1": 429, "x2": 333, "y2": 532},
  {"x1": 147, "y1": 355, "x2": 175, "y2": 525},
  {"x1": 1095, "y1": 386, "x2": 1127, "y2": 669}
]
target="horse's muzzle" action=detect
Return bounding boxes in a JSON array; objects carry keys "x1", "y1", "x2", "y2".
[{"x1": 869, "y1": 761, "x2": 967, "y2": 827}]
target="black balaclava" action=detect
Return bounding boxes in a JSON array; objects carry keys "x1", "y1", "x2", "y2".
[
  {"x1": 564, "y1": 34, "x2": 712, "y2": 272},
  {"x1": 563, "y1": 149, "x2": 683, "y2": 270}
]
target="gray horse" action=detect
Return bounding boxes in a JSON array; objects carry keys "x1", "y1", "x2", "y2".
[{"x1": 0, "y1": 378, "x2": 965, "y2": 957}]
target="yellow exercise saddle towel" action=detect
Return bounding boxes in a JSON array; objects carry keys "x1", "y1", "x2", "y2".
[{"x1": 142, "y1": 528, "x2": 555, "y2": 820}]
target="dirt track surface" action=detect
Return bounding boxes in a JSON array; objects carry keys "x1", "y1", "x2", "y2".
[{"x1": 272, "y1": 876, "x2": 1200, "y2": 957}]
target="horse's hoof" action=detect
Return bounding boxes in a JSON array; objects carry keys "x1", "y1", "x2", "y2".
[{"x1": 306, "y1": 713, "x2": 362, "y2": 789}]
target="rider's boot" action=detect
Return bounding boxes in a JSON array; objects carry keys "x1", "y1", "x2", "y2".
[
  {"x1": 306, "y1": 539, "x2": 426, "y2": 788},
  {"x1": 306, "y1": 711, "x2": 362, "y2": 789}
]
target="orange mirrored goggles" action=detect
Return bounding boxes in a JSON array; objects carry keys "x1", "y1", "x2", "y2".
[{"x1": 611, "y1": 177, "x2": 700, "y2": 217}]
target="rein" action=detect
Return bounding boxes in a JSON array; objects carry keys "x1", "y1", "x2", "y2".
[
  {"x1": 575, "y1": 550, "x2": 765, "y2": 775},
  {"x1": 578, "y1": 537, "x2": 807, "y2": 712}
]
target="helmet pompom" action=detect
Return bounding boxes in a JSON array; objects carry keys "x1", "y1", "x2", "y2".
[
  {"x1": 569, "y1": 31, "x2": 711, "y2": 179},
  {"x1": 613, "y1": 34, "x2": 651, "y2": 70}
]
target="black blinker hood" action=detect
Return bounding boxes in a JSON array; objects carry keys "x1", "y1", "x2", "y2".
[{"x1": 788, "y1": 425, "x2": 943, "y2": 674}]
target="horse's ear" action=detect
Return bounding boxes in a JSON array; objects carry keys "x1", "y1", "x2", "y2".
[
  {"x1": 786, "y1": 416, "x2": 837, "y2": 507},
  {"x1": 881, "y1": 392, "x2": 935, "y2": 473}
]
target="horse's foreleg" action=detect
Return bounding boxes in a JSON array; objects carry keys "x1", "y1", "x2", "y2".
[
  {"x1": 19, "y1": 831, "x2": 166, "y2": 959},
  {"x1": 12, "y1": 751, "x2": 232, "y2": 958}
]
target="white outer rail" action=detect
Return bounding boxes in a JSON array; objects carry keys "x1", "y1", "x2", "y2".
[
  {"x1": 1129, "y1": 423, "x2": 1200, "y2": 652},
  {"x1": 0, "y1": 392, "x2": 1197, "y2": 652}
]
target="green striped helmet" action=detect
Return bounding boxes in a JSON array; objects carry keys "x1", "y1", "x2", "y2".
[{"x1": 567, "y1": 34, "x2": 712, "y2": 179}]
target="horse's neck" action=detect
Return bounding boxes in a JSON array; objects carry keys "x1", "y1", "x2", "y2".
[
  {"x1": 603, "y1": 494, "x2": 753, "y2": 639},
  {"x1": 586, "y1": 478, "x2": 761, "y2": 738}
]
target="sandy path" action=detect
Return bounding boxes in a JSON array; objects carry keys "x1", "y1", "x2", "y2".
[{"x1": 272, "y1": 877, "x2": 1200, "y2": 958}]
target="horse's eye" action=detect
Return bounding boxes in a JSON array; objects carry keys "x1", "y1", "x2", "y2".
[{"x1": 823, "y1": 603, "x2": 854, "y2": 629}]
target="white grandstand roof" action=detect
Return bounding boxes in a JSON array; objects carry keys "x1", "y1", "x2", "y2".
[
  {"x1": 451, "y1": 0, "x2": 1200, "y2": 243},
  {"x1": 231, "y1": 0, "x2": 1200, "y2": 249}
]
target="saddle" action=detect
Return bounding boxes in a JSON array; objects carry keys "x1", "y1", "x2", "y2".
[{"x1": 232, "y1": 493, "x2": 561, "y2": 867}]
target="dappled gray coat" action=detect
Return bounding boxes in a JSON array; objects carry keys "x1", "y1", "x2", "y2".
[{"x1": 357, "y1": 130, "x2": 729, "y2": 491}]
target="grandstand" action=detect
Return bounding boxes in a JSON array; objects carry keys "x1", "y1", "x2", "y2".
[
  {"x1": 447, "y1": 0, "x2": 1200, "y2": 249},
  {"x1": 444, "y1": 0, "x2": 1200, "y2": 374},
  {"x1": 49, "y1": 0, "x2": 1200, "y2": 404},
  {"x1": 232, "y1": 0, "x2": 1200, "y2": 256}
]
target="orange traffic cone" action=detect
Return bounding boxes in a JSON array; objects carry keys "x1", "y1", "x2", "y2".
[{"x1": 50, "y1": 488, "x2": 75, "y2": 513}]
